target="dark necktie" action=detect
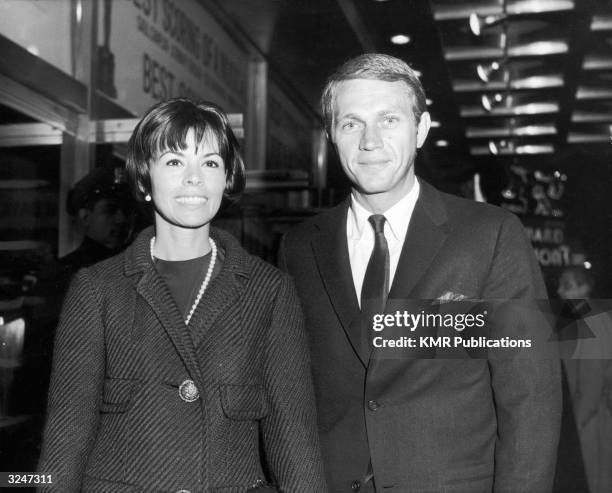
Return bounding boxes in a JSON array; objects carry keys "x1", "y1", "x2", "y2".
[{"x1": 361, "y1": 215, "x2": 390, "y2": 342}]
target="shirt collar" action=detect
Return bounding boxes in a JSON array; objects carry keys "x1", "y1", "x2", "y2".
[{"x1": 347, "y1": 179, "x2": 420, "y2": 241}]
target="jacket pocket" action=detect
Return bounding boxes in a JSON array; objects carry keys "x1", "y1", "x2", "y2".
[
  {"x1": 219, "y1": 384, "x2": 269, "y2": 420},
  {"x1": 100, "y1": 378, "x2": 140, "y2": 413}
]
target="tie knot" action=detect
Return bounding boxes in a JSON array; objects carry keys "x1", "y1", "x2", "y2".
[{"x1": 368, "y1": 214, "x2": 386, "y2": 234}]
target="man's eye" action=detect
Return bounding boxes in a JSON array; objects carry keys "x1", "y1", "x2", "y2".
[
  {"x1": 342, "y1": 121, "x2": 359, "y2": 131},
  {"x1": 383, "y1": 116, "x2": 399, "y2": 126}
]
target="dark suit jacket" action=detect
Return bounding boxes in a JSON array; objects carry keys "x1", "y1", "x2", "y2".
[
  {"x1": 38, "y1": 226, "x2": 327, "y2": 493},
  {"x1": 279, "y1": 180, "x2": 562, "y2": 493}
]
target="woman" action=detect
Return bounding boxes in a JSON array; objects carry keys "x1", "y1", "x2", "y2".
[{"x1": 38, "y1": 98, "x2": 327, "y2": 492}]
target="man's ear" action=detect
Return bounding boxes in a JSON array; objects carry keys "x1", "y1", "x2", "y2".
[{"x1": 416, "y1": 111, "x2": 431, "y2": 149}]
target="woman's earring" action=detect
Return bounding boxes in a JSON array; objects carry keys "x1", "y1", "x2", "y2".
[{"x1": 144, "y1": 194, "x2": 151, "y2": 202}]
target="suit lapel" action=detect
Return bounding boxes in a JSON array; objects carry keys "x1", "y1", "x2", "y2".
[
  {"x1": 312, "y1": 201, "x2": 368, "y2": 367},
  {"x1": 388, "y1": 180, "x2": 451, "y2": 300}
]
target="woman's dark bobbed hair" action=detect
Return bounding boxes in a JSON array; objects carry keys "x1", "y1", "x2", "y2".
[{"x1": 126, "y1": 97, "x2": 245, "y2": 203}]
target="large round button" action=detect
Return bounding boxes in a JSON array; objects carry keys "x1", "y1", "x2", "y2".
[
  {"x1": 178, "y1": 379, "x2": 199, "y2": 402},
  {"x1": 351, "y1": 479, "x2": 361, "y2": 491},
  {"x1": 367, "y1": 399, "x2": 379, "y2": 411}
]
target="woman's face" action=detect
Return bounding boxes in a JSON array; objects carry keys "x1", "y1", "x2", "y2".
[{"x1": 149, "y1": 128, "x2": 226, "y2": 232}]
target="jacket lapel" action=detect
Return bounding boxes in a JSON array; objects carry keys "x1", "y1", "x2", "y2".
[
  {"x1": 187, "y1": 228, "x2": 249, "y2": 349},
  {"x1": 135, "y1": 259, "x2": 204, "y2": 383},
  {"x1": 388, "y1": 180, "x2": 451, "y2": 300},
  {"x1": 311, "y1": 201, "x2": 367, "y2": 367}
]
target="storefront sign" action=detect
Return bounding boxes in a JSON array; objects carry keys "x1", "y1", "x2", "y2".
[{"x1": 102, "y1": 0, "x2": 248, "y2": 114}]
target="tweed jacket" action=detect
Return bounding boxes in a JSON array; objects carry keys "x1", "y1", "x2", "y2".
[
  {"x1": 38, "y1": 226, "x2": 327, "y2": 493},
  {"x1": 280, "y1": 180, "x2": 561, "y2": 493}
]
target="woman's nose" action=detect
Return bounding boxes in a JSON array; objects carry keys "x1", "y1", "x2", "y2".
[{"x1": 184, "y1": 164, "x2": 203, "y2": 185}]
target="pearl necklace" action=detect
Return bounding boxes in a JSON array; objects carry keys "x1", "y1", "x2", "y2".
[{"x1": 150, "y1": 236, "x2": 217, "y2": 325}]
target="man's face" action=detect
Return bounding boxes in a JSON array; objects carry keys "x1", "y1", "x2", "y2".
[
  {"x1": 331, "y1": 79, "x2": 430, "y2": 210},
  {"x1": 557, "y1": 272, "x2": 591, "y2": 300},
  {"x1": 81, "y1": 198, "x2": 129, "y2": 250}
]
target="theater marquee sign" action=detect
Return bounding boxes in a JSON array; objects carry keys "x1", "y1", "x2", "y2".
[{"x1": 105, "y1": 0, "x2": 248, "y2": 115}]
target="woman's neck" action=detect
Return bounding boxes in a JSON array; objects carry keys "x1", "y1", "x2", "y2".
[{"x1": 152, "y1": 222, "x2": 212, "y2": 261}]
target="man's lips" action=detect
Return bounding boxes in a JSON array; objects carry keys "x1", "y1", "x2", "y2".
[{"x1": 357, "y1": 159, "x2": 389, "y2": 165}]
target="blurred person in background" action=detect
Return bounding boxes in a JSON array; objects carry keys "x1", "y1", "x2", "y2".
[{"x1": 558, "y1": 267, "x2": 612, "y2": 493}]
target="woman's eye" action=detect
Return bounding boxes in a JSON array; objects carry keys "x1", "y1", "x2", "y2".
[
  {"x1": 166, "y1": 159, "x2": 181, "y2": 167},
  {"x1": 204, "y1": 160, "x2": 220, "y2": 168}
]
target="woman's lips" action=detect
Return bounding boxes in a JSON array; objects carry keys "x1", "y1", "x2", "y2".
[{"x1": 176, "y1": 196, "x2": 208, "y2": 204}]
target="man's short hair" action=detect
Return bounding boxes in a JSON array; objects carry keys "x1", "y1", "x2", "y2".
[
  {"x1": 321, "y1": 53, "x2": 427, "y2": 137},
  {"x1": 126, "y1": 97, "x2": 246, "y2": 203}
]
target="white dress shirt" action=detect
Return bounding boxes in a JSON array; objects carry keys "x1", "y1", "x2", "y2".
[{"x1": 347, "y1": 180, "x2": 420, "y2": 307}]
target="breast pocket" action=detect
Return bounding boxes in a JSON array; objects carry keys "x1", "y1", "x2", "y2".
[
  {"x1": 220, "y1": 384, "x2": 269, "y2": 420},
  {"x1": 100, "y1": 378, "x2": 141, "y2": 413}
]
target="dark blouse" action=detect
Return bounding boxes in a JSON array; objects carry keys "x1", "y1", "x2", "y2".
[{"x1": 154, "y1": 248, "x2": 224, "y2": 321}]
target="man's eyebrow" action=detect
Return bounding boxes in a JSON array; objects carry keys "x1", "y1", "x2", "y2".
[{"x1": 337, "y1": 113, "x2": 364, "y2": 121}]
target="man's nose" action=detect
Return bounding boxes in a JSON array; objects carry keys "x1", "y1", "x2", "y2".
[{"x1": 359, "y1": 124, "x2": 383, "y2": 151}]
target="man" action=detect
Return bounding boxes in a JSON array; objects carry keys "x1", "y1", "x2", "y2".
[
  {"x1": 61, "y1": 166, "x2": 133, "y2": 276},
  {"x1": 279, "y1": 54, "x2": 561, "y2": 492}
]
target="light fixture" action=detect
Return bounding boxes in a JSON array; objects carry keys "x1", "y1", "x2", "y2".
[
  {"x1": 488, "y1": 139, "x2": 513, "y2": 155},
  {"x1": 584, "y1": 261, "x2": 592, "y2": 270},
  {"x1": 469, "y1": 12, "x2": 508, "y2": 36},
  {"x1": 435, "y1": 139, "x2": 449, "y2": 147},
  {"x1": 477, "y1": 60, "x2": 506, "y2": 83},
  {"x1": 390, "y1": 34, "x2": 411, "y2": 45},
  {"x1": 481, "y1": 93, "x2": 505, "y2": 112},
  {"x1": 426, "y1": 98, "x2": 433, "y2": 106}
]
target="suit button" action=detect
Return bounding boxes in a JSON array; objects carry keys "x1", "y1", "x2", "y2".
[
  {"x1": 351, "y1": 479, "x2": 361, "y2": 491},
  {"x1": 367, "y1": 399, "x2": 380, "y2": 411},
  {"x1": 178, "y1": 379, "x2": 199, "y2": 402}
]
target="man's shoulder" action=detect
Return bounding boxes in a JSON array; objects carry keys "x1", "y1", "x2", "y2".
[
  {"x1": 284, "y1": 201, "x2": 347, "y2": 240},
  {"x1": 428, "y1": 183, "x2": 517, "y2": 228}
]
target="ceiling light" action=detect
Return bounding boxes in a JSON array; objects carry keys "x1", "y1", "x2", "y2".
[
  {"x1": 488, "y1": 139, "x2": 513, "y2": 155},
  {"x1": 481, "y1": 93, "x2": 504, "y2": 112},
  {"x1": 430, "y1": 120, "x2": 441, "y2": 128},
  {"x1": 469, "y1": 12, "x2": 507, "y2": 36},
  {"x1": 477, "y1": 60, "x2": 505, "y2": 83},
  {"x1": 390, "y1": 34, "x2": 411, "y2": 45},
  {"x1": 435, "y1": 140, "x2": 449, "y2": 147},
  {"x1": 426, "y1": 98, "x2": 433, "y2": 106}
]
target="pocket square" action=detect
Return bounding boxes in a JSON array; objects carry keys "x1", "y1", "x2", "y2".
[{"x1": 435, "y1": 291, "x2": 467, "y2": 303}]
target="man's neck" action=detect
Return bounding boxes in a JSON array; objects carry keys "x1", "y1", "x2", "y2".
[{"x1": 352, "y1": 178, "x2": 417, "y2": 214}]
